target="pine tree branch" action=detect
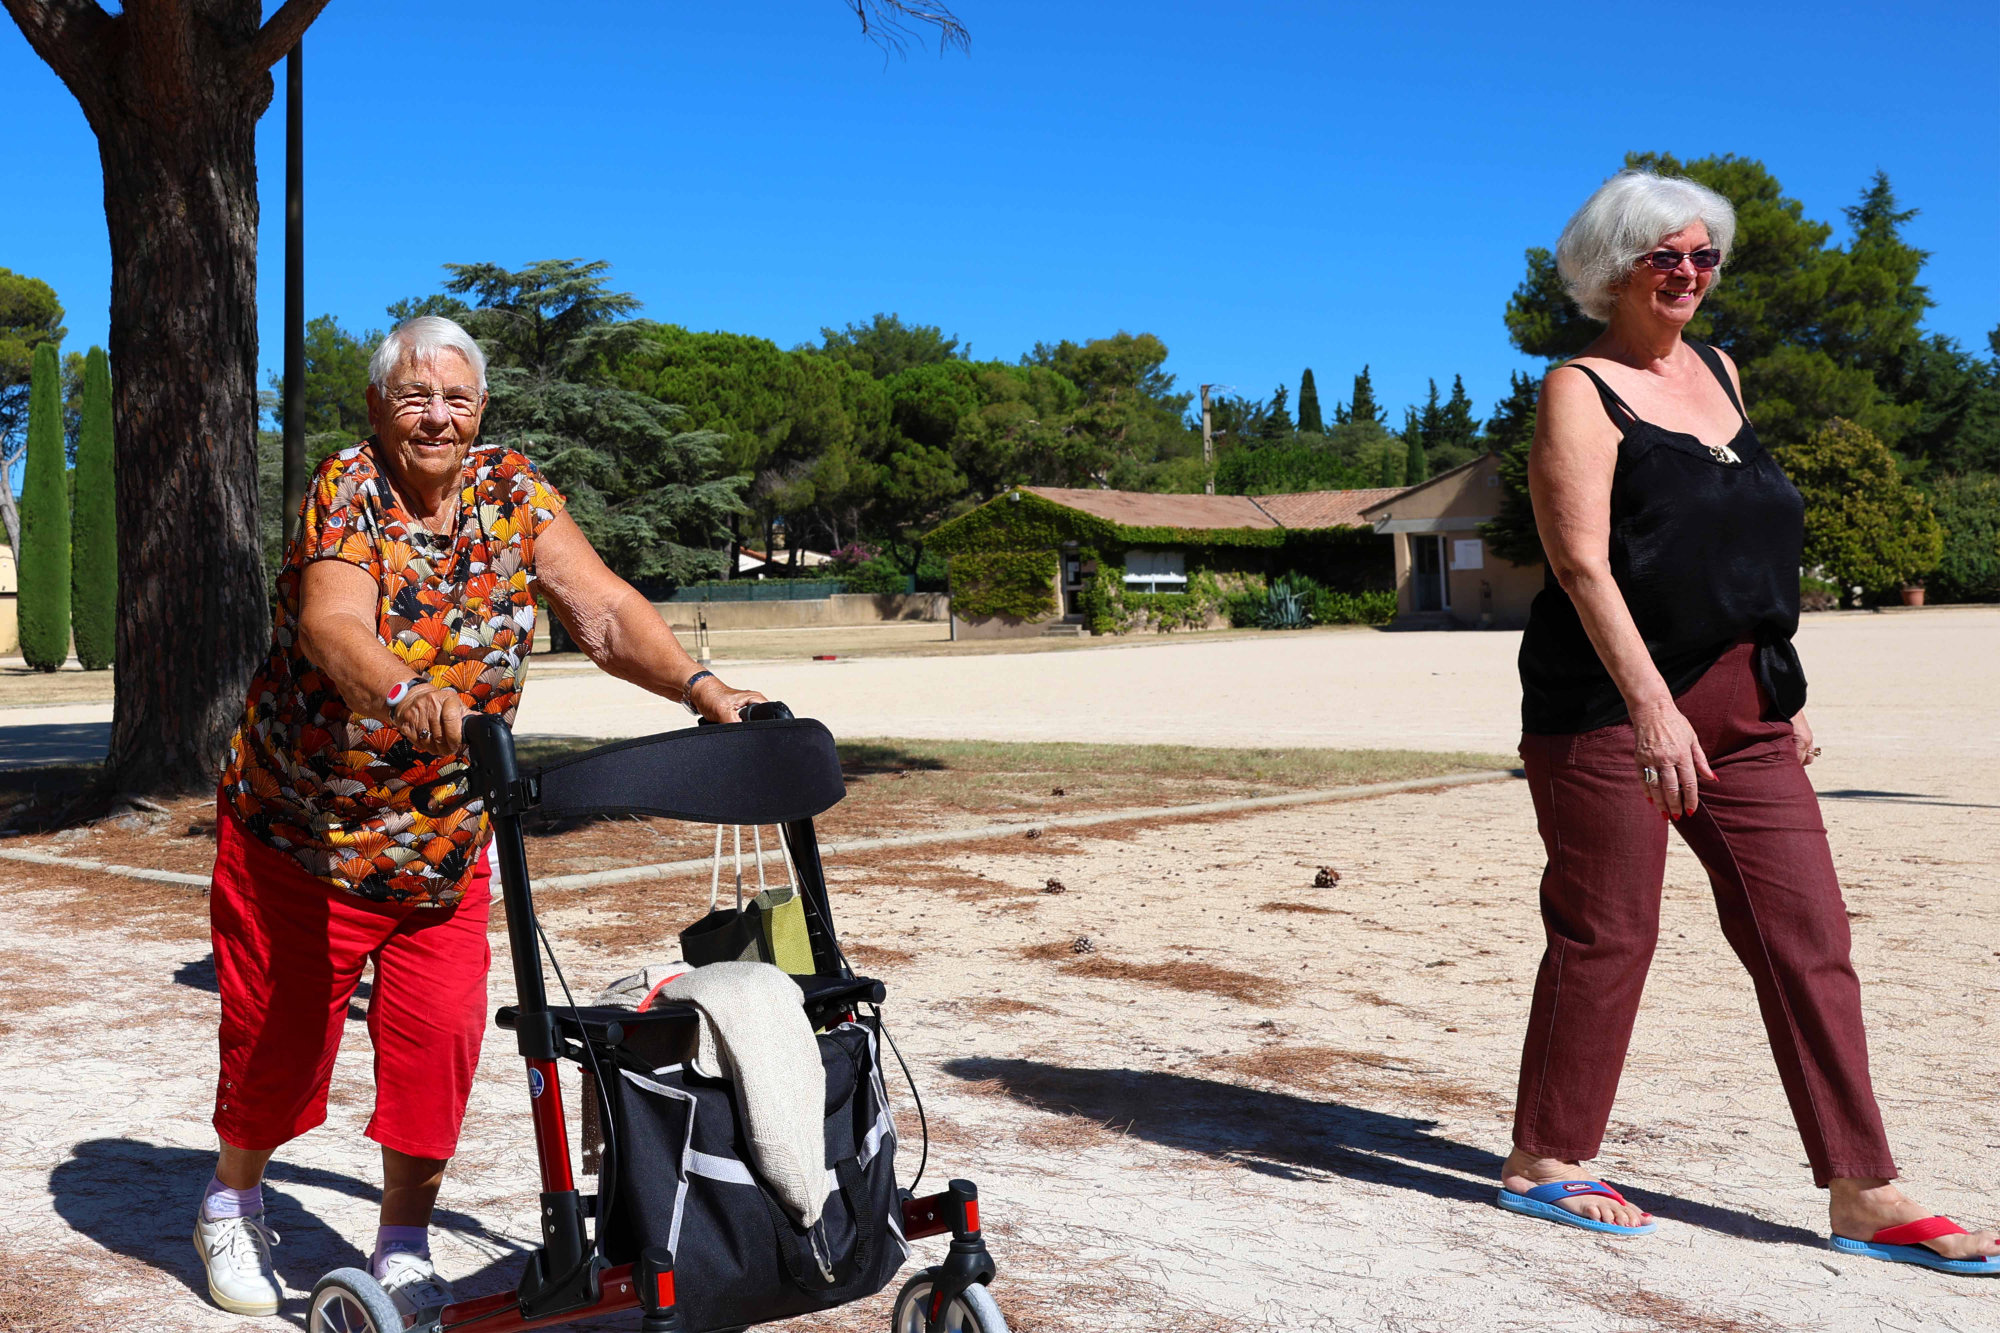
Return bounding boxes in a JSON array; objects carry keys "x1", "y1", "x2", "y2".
[
  {"x1": 243, "y1": 0, "x2": 333, "y2": 73},
  {"x1": 844, "y1": 0, "x2": 968, "y2": 54},
  {"x1": 2, "y1": 0, "x2": 114, "y2": 119}
]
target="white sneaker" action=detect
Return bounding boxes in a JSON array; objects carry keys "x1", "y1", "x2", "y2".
[
  {"x1": 377, "y1": 1249, "x2": 453, "y2": 1323},
  {"x1": 192, "y1": 1210, "x2": 282, "y2": 1316}
]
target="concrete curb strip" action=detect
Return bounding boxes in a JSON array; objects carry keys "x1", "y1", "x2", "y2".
[
  {"x1": 0, "y1": 845, "x2": 210, "y2": 886},
  {"x1": 0, "y1": 768, "x2": 1522, "y2": 892}
]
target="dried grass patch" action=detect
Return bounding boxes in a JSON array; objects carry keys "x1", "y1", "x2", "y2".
[
  {"x1": 1014, "y1": 942, "x2": 1284, "y2": 1005},
  {"x1": 1554, "y1": 1277, "x2": 1787, "y2": 1333},
  {"x1": 0, "y1": 947, "x2": 84, "y2": 1033},
  {"x1": 1219, "y1": 1043, "x2": 1496, "y2": 1112},
  {"x1": 1259, "y1": 900, "x2": 1337, "y2": 915},
  {"x1": 959, "y1": 997, "x2": 1056, "y2": 1019},
  {"x1": 844, "y1": 942, "x2": 916, "y2": 969}
]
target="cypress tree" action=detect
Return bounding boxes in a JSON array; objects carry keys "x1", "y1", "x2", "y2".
[
  {"x1": 1377, "y1": 437, "x2": 1403, "y2": 487},
  {"x1": 1296, "y1": 368, "x2": 1324, "y2": 434},
  {"x1": 18, "y1": 342, "x2": 70, "y2": 671},
  {"x1": 1349, "y1": 365, "x2": 1385, "y2": 425},
  {"x1": 71, "y1": 346, "x2": 115, "y2": 670},
  {"x1": 1402, "y1": 404, "x2": 1430, "y2": 485}
]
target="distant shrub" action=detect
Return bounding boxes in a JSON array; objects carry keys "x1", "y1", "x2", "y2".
[{"x1": 1923, "y1": 472, "x2": 2000, "y2": 603}]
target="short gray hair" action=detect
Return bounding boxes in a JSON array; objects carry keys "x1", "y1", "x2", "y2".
[
  {"x1": 369, "y1": 315, "x2": 489, "y2": 390},
  {"x1": 1555, "y1": 169, "x2": 1738, "y2": 322}
]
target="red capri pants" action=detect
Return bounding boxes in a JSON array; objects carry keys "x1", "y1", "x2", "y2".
[
  {"x1": 1513, "y1": 642, "x2": 1897, "y2": 1187},
  {"x1": 210, "y1": 809, "x2": 492, "y2": 1160}
]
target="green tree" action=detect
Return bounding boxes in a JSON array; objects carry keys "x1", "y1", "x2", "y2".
[
  {"x1": 1430, "y1": 374, "x2": 1481, "y2": 470},
  {"x1": 1479, "y1": 370, "x2": 1544, "y2": 566},
  {"x1": 1894, "y1": 329, "x2": 2000, "y2": 476},
  {"x1": 71, "y1": 346, "x2": 114, "y2": 670},
  {"x1": 1024, "y1": 331, "x2": 1194, "y2": 488},
  {"x1": 1772, "y1": 418, "x2": 1941, "y2": 595},
  {"x1": 0, "y1": 267, "x2": 67, "y2": 555},
  {"x1": 420, "y1": 259, "x2": 746, "y2": 588},
  {"x1": 1296, "y1": 368, "x2": 1324, "y2": 434},
  {"x1": 817, "y1": 312, "x2": 962, "y2": 379},
  {"x1": 1213, "y1": 440, "x2": 1368, "y2": 495},
  {"x1": 1258, "y1": 384, "x2": 1294, "y2": 439},
  {"x1": 1337, "y1": 364, "x2": 1386, "y2": 426},
  {"x1": 267, "y1": 313, "x2": 377, "y2": 453},
  {"x1": 18, "y1": 343, "x2": 70, "y2": 670},
  {"x1": 1401, "y1": 406, "x2": 1429, "y2": 486},
  {"x1": 1922, "y1": 472, "x2": 2000, "y2": 603},
  {"x1": 1377, "y1": 434, "x2": 1404, "y2": 488}
]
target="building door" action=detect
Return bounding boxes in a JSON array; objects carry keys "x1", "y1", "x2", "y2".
[
  {"x1": 1061, "y1": 547, "x2": 1084, "y2": 617},
  {"x1": 1412, "y1": 535, "x2": 1449, "y2": 612}
]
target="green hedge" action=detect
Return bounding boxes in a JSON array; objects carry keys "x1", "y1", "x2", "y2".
[{"x1": 951, "y1": 550, "x2": 1058, "y2": 620}]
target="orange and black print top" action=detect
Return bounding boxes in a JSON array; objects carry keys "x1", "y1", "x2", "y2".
[{"x1": 221, "y1": 440, "x2": 566, "y2": 905}]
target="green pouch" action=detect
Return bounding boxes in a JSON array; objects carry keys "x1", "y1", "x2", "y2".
[{"x1": 753, "y1": 884, "x2": 814, "y2": 975}]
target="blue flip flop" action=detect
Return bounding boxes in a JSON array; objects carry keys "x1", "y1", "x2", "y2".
[
  {"x1": 1830, "y1": 1217, "x2": 2000, "y2": 1276},
  {"x1": 1495, "y1": 1180, "x2": 1657, "y2": 1236}
]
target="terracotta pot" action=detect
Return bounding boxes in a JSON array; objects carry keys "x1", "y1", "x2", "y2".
[{"x1": 1900, "y1": 585, "x2": 1926, "y2": 607}]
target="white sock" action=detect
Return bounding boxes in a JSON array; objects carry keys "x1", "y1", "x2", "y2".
[
  {"x1": 201, "y1": 1175, "x2": 263, "y2": 1221},
  {"x1": 372, "y1": 1225, "x2": 430, "y2": 1279}
]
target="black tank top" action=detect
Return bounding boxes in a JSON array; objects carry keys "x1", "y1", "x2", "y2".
[{"x1": 1518, "y1": 341, "x2": 1807, "y2": 734}]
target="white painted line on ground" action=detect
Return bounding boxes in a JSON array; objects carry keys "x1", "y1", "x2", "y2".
[
  {"x1": 536, "y1": 767, "x2": 1524, "y2": 890},
  {"x1": 0, "y1": 846, "x2": 209, "y2": 886},
  {"x1": 0, "y1": 768, "x2": 1522, "y2": 893}
]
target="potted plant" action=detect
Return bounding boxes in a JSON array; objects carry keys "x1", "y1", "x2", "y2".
[{"x1": 1899, "y1": 579, "x2": 1926, "y2": 607}]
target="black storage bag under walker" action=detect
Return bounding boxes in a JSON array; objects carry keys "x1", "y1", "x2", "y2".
[{"x1": 599, "y1": 1016, "x2": 908, "y2": 1331}]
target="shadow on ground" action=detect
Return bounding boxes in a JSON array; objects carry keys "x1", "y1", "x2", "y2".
[
  {"x1": 52, "y1": 1139, "x2": 536, "y2": 1328},
  {"x1": 942, "y1": 1058, "x2": 1822, "y2": 1246},
  {"x1": 0, "y1": 722, "x2": 109, "y2": 769}
]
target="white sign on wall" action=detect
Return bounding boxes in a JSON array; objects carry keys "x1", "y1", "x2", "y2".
[{"x1": 1450, "y1": 538, "x2": 1485, "y2": 570}]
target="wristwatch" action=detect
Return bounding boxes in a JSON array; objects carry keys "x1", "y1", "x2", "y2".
[
  {"x1": 385, "y1": 676, "x2": 429, "y2": 713},
  {"x1": 680, "y1": 669, "x2": 715, "y2": 714}
]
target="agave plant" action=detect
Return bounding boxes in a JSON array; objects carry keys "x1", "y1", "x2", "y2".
[{"x1": 1260, "y1": 575, "x2": 1315, "y2": 630}]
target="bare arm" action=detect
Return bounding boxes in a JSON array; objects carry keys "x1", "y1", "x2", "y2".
[
  {"x1": 531, "y1": 512, "x2": 765, "y2": 722},
  {"x1": 296, "y1": 559, "x2": 466, "y2": 756},
  {"x1": 1530, "y1": 366, "x2": 1715, "y2": 816}
]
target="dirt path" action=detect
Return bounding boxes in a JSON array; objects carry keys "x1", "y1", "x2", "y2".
[{"x1": 3, "y1": 609, "x2": 1998, "y2": 1331}]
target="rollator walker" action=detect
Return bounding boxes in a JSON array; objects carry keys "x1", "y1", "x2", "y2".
[{"x1": 305, "y1": 704, "x2": 1005, "y2": 1333}]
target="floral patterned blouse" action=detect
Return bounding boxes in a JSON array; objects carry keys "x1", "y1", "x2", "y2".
[{"x1": 221, "y1": 440, "x2": 566, "y2": 905}]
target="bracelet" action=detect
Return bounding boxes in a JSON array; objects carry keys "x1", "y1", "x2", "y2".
[{"x1": 680, "y1": 669, "x2": 716, "y2": 714}]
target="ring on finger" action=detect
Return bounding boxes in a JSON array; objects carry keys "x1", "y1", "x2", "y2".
[{"x1": 1642, "y1": 767, "x2": 1660, "y2": 785}]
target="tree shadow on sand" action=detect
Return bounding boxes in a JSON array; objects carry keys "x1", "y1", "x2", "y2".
[
  {"x1": 942, "y1": 1058, "x2": 1822, "y2": 1247},
  {"x1": 51, "y1": 1139, "x2": 544, "y2": 1328}
]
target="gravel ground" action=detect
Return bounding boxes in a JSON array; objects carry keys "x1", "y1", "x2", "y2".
[{"x1": 2, "y1": 608, "x2": 1996, "y2": 1332}]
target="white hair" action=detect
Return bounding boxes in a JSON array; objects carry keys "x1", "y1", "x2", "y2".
[
  {"x1": 1555, "y1": 169, "x2": 1738, "y2": 322},
  {"x1": 369, "y1": 315, "x2": 489, "y2": 390}
]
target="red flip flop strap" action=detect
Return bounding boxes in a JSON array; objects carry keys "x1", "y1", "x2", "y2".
[{"x1": 1873, "y1": 1216, "x2": 1966, "y2": 1246}]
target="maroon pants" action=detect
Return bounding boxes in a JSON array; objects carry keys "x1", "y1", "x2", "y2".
[{"x1": 1513, "y1": 643, "x2": 1896, "y2": 1186}]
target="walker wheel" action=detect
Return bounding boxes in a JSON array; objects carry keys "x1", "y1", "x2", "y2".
[
  {"x1": 891, "y1": 1268, "x2": 1009, "y2": 1333},
  {"x1": 308, "y1": 1267, "x2": 403, "y2": 1333}
]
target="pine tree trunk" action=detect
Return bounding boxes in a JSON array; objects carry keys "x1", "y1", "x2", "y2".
[{"x1": 98, "y1": 93, "x2": 270, "y2": 790}]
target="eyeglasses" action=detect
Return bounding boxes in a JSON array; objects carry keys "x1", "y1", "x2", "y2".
[
  {"x1": 1637, "y1": 248, "x2": 1723, "y2": 273},
  {"x1": 386, "y1": 383, "x2": 484, "y2": 417}
]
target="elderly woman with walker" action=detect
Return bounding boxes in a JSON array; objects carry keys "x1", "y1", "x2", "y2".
[
  {"x1": 1494, "y1": 169, "x2": 2000, "y2": 1275},
  {"x1": 193, "y1": 316, "x2": 766, "y2": 1319}
]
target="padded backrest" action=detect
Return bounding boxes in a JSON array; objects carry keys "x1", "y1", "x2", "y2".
[{"x1": 530, "y1": 717, "x2": 846, "y2": 825}]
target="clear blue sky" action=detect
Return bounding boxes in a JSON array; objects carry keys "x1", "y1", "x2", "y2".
[{"x1": 5, "y1": 0, "x2": 1996, "y2": 445}]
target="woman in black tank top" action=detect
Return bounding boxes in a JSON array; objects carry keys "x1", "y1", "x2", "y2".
[{"x1": 1496, "y1": 169, "x2": 2000, "y2": 1273}]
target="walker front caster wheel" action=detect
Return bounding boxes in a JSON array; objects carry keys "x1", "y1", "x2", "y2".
[
  {"x1": 308, "y1": 1267, "x2": 402, "y2": 1333},
  {"x1": 891, "y1": 1268, "x2": 1009, "y2": 1333}
]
